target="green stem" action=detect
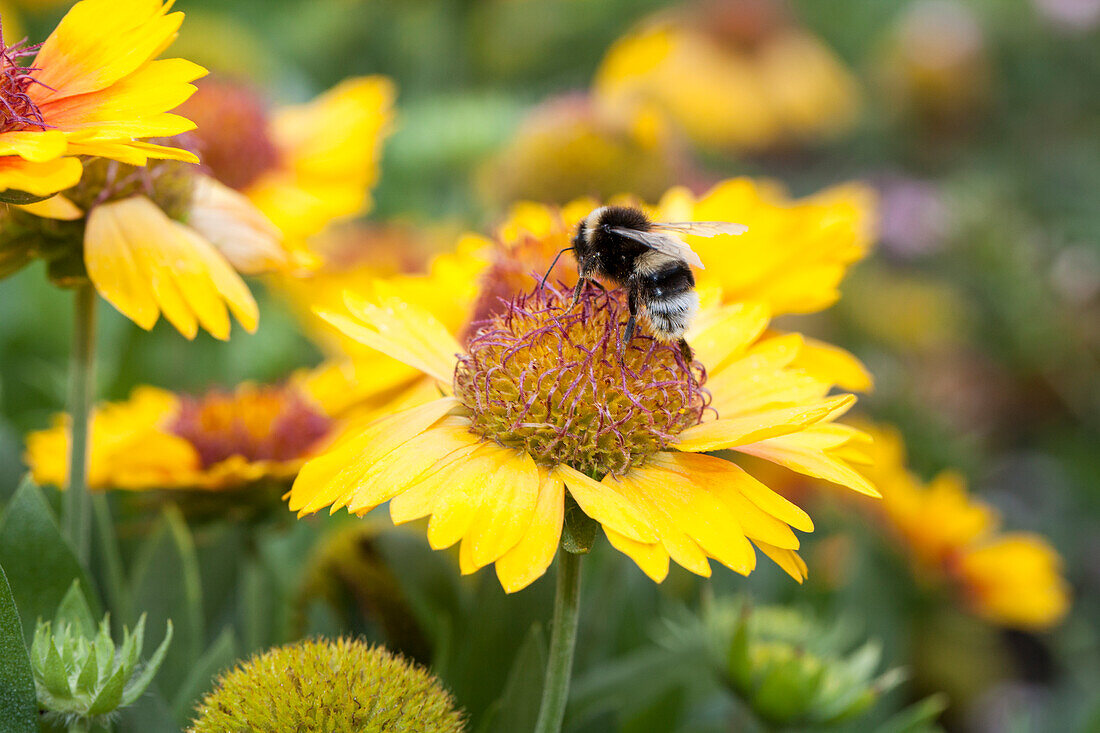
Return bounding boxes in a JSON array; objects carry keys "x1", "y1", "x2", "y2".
[
  {"x1": 533, "y1": 550, "x2": 582, "y2": 733},
  {"x1": 63, "y1": 282, "x2": 96, "y2": 564}
]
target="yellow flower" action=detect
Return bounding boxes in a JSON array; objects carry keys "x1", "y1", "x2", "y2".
[
  {"x1": 861, "y1": 424, "x2": 1070, "y2": 630},
  {"x1": 181, "y1": 74, "x2": 395, "y2": 246},
  {"x1": 294, "y1": 178, "x2": 874, "y2": 420},
  {"x1": 3, "y1": 156, "x2": 283, "y2": 339},
  {"x1": 25, "y1": 373, "x2": 342, "y2": 491},
  {"x1": 0, "y1": 0, "x2": 204, "y2": 200},
  {"x1": 594, "y1": 2, "x2": 860, "y2": 153},
  {"x1": 480, "y1": 92, "x2": 683, "y2": 206},
  {"x1": 288, "y1": 283, "x2": 877, "y2": 593}
]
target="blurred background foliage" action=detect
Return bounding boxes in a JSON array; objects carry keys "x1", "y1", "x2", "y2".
[{"x1": 1, "y1": 0, "x2": 1098, "y2": 730}]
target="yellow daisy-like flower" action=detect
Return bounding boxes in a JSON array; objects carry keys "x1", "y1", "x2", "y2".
[
  {"x1": 181, "y1": 74, "x2": 395, "y2": 247},
  {"x1": 3, "y1": 155, "x2": 283, "y2": 339},
  {"x1": 297, "y1": 177, "x2": 875, "y2": 421},
  {"x1": 593, "y1": 1, "x2": 860, "y2": 153},
  {"x1": 481, "y1": 92, "x2": 684, "y2": 206},
  {"x1": 863, "y1": 424, "x2": 1070, "y2": 630},
  {"x1": 0, "y1": 0, "x2": 204, "y2": 200},
  {"x1": 25, "y1": 372, "x2": 341, "y2": 491},
  {"x1": 288, "y1": 283, "x2": 878, "y2": 593}
]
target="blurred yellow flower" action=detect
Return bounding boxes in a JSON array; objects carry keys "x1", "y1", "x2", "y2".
[
  {"x1": 26, "y1": 373, "x2": 344, "y2": 491},
  {"x1": 481, "y1": 92, "x2": 685, "y2": 206},
  {"x1": 182, "y1": 74, "x2": 395, "y2": 250},
  {"x1": 875, "y1": 0, "x2": 992, "y2": 131},
  {"x1": 3, "y1": 156, "x2": 284, "y2": 339},
  {"x1": 594, "y1": 1, "x2": 860, "y2": 154},
  {"x1": 862, "y1": 424, "x2": 1070, "y2": 630},
  {"x1": 288, "y1": 277, "x2": 877, "y2": 593},
  {"x1": 0, "y1": 0, "x2": 204, "y2": 200}
]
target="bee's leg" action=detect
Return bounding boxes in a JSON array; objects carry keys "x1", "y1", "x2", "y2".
[
  {"x1": 619, "y1": 289, "x2": 640, "y2": 359},
  {"x1": 569, "y1": 277, "x2": 586, "y2": 308},
  {"x1": 678, "y1": 338, "x2": 694, "y2": 363}
]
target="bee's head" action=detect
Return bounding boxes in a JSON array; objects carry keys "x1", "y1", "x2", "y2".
[{"x1": 572, "y1": 206, "x2": 609, "y2": 273}]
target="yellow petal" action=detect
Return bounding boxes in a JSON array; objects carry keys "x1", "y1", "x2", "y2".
[
  {"x1": 84, "y1": 197, "x2": 161, "y2": 330},
  {"x1": 172, "y1": 222, "x2": 259, "y2": 334},
  {"x1": 0, "y1": 130, "x2": 68, "y2": 162},
  {"x1": 427, "y1": 449, "x2": 511, "y2": 550},
  {"x1": 794, "y1": 336, "x2": 873, "y2": 393},
  {"x1": 84, "y1": 196, "x2": 258, "y2": 339},
  {"x1": 388, "y1": 441, "x2": 483, "y2": 524},
  {"x1": 495, "y1": 468, "x2": 566, "y2": 593},
  {"x1": 345, "y1": 423, "x2": 479, "y2": 515},
  {"x1": 555, "y1": 464, "x2": 657, "y2": 543},
  {"x1": 315, "y1": 291, "x2": 462, "y2": 387},
  {"x1": 673, "y1": 395, "x2": 855, "y2": 452},
  {"x1": 15, "y1": 194, "x2": 82, "y2": 220},
  {"x1": 187, "y1": 175, "x2": 287, "y2": 275},
  {"x1": 33, "y1": 0, "x2": 186, "y2": 100},
  {"x1": 683, "y1": 453, "x2": 815, "y2": 532},
  {"x1": 463, "y1": 448, "x2": 541, "y2": 570},
  {"x1": 0, "y1": 156, "x2": 83, "y2": 197},
  {"x1": 636, "y1": 454, "x2": 758, "y2": 574},
  {"x1": 605, "y1": 529, "x2": 670, "y2": 583},
  {"x1": 737, "y1": 430, "x2": 880, "y2": 497},
  {"x1": 686, "y1": 301, "x2": 770, "y2": 372},
  {"x1": 754, "y1": 541, "x2": 808, "y2": 583},
  {"x1": 605, "y1": 470, "x2": 713, "y2": 576},
  {"x1": 288, "y1": 397, "x2": 457, "y2": 514}
]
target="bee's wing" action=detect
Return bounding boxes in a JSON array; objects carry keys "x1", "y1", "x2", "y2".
[
  {"x1": 609, "y1": 227, "x2": 706, "y2": 270},
  {"x1": 650, "y1": 221, "x2": 749, "y2": 237}
]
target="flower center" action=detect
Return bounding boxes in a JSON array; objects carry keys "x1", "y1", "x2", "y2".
[
  {"x1": 454, "y1": 285, "x2": 709, "y2": 477},
  {"x1": 65, "y1": 155, "x2": 196, "y2": 221},
  {"x1": 169, "y1": 384, "x2": 332, "y2": 469},
  {"x1": 179, "y1": 78, "x2": 281, "y2": 191},
  {"x1": 0, "y1": 27, "x2": 47, "y2": 133}
]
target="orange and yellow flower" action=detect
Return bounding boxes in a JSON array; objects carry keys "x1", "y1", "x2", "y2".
[
  {"x1": 862, "y1": 424, "x2": 1070, "y2": 630},
  {"x1": 181, "y1": 74, "x2": 395, "y2": 252},
  {"x1": 4, "y1": 156, "x2": 285, "y2": 339},
  {"x1": 288, "y1": 278, "x2": 878, "y2": 593},
  {"x1": 25, "y1": 371, "x2": 343, "y2": 491},
  {"x1": 0, "y1": 0, "x2": 204, "y2": 200},
  {"x1": 594, "y1": 0, "x2": 861, "y2": 154}
]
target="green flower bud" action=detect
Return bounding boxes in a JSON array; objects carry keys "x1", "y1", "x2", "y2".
[
  {"x1": 31, "y1": 612, "x2": 173, "y2": 727},
  {"x1": 677, "y1": 599, "x2": 906, "y2": 727},
  {"x1": 188, "y1": 637, "x2": 465, "y2": 733}
]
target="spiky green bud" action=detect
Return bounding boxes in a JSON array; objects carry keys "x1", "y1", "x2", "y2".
[
  {"x1": 30, "y1": 611, "x2": 173, "y2": 727},
  {"x1": 188, "y1": 637, "x2": 465, "y2": 733},
  {"x1": 723, "y1": 604, "x2": 904, "y2": 726}
]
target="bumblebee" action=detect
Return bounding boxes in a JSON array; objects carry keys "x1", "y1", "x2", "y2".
[{"x1": 548, "y1": 205, "x2": 747, "y2": 361}]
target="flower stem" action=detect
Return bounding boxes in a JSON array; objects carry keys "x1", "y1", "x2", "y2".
[
  {"x1": 533, "y1": 550, "x2": 582, "y2": 733},
  {"x1": 63, "y1": 282, "x2": 96, "y2": 563}
]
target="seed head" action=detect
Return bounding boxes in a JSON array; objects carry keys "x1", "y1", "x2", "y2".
[{"x1": 454, "y1": 284, "x2": 709, "y2": 477}]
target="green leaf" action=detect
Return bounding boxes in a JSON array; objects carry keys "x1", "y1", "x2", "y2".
[
  {"x1": 481, "y1": 624, "x2": 547, "y2": 733},
  {"x1": 168, "y1": 626, "x2": 234, "y2": 724},
  {"x1": 75, "y1": 644, "x2": 98, "y2": 694},
  {"x1": 130, "y1": 505, "x2": 202, "y2": 697},
  {"x1": 92, "y1": 495, "x2": 133, "y2": 626},
  {"x1": 121, "y1": 618, "x2": 173, "y2": 708},
  {"x1": 86, "y1": 653, "x2": 128, "y2": 716},
  {"x1": 0, "y1": 189, "x2": 52, "y2": 205},
  {"x1": 874, "y1": 693, "x2": 949, "y2": 733},
  {"x1": 0, "y1": 477, "x2": 100, "y2": 641},
  {"x1": 38, "y1": 630, "x2": 72, "y2": 698},
  {"x1": 53, "y1": 581, "x2": 96, "y2": 640},
  {"x1": 0, "y1": 564, "x2": 37, "y2": 733}
]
